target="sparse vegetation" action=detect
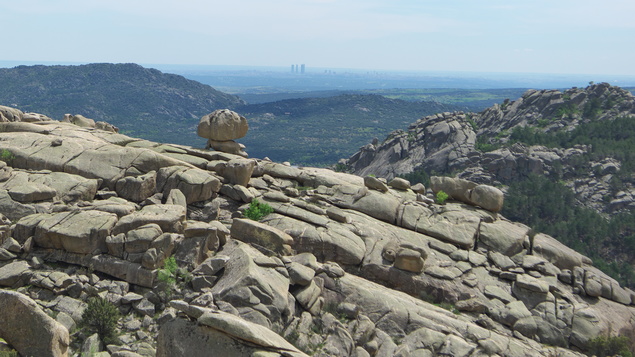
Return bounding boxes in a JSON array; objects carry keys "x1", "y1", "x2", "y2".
[
  {"x1": 157, "y1": 256, "x2": 192, "y2": 293},
  {"x1": 399, "y1": 168, "x2": 431, "y2": 188},
  {"x1": 80, "y1": 297, "x2": 121, "y2": 345},
  {"x1": 243, "y1": 199, "x2": 275, "y2": 221},
  {"x1": 586, "y1": 335, "x2": 633, "y2": 357},
  {"x1": 476, "y1": 135, "x2": 499, "y2": 152},
  {"x1": 0, "y1": 149, "x2": 14, "y2": 162},
  {"x1": 333, "y1": 163, "x2": 348, "y2": 172},
  {"x1": 157, "y1": 256, "x2": 179, "y2": 287},
  {"x1": 434, "y1": 302, "x2": 460, "y2": 315},
  {"x1": 436, "y1": 190, "x2": 449, "y2": 204},
  {"x1": 555, "y1": 102, "x2": 579, "y2": 117},
  {"x1": 503, "y1": 174, "x2": 635, "y2": 288},
  {"x1": 466, "y1": 114, "x2": 478, "y2": 131}
]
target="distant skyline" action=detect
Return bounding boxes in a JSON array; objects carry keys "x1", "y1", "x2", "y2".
[{"x1": 1, "y1": 0, "x2": 634, "y2": 76}]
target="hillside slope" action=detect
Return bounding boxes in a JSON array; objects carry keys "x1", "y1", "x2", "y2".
[
  {"x1": 0, "y1": 63, "x2": 245, "y2": 144},
  {"x1": 344, "y1": 83, "x2": 635, "y2": 287},
  {"x1": 0, "y1": 105, "x2": 633, "y2": 356},
  {"x1": 0, "y1": 64, "x2": 461, "y2": 167}
]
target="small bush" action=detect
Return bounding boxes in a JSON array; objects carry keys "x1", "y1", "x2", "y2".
[
  {"x1": 436, "y1": 190, "x2": 449, "y2": 204},
  {"x1": 334, "y1": 163, "x2": 347, "y2": 172},
  {"x1": 157, "y1": 256, "x2": 178, "y2": 286},
  {"x1": 475, "y1": 136, "x2": 499, "y2": 152},
  {"x1": 243, "y1": 199, "x2": 274, "y2": 221},
  {"x1": 466, "y1": 116, "x2": 478, "y2": 131},
  {"x1": 80, "y1": 297, "x2": 121, "y2": 344},
  {"x1": 587, "y1": 335, "x2": 633, "y2": 357},
  {"x1": 434, "y1": 302, "x2": 460, "y2": 315},
  {"x1": 157, "y1": 256, "x2": 192, "y2": 296},
  {"x1": 0, "y1": 149, "x2": 14, "y2": 162}
]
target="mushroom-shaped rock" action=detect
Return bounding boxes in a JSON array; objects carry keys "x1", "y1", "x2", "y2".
[{"x1": 197, "y1": 109, "x2": 248, "y2": 141}]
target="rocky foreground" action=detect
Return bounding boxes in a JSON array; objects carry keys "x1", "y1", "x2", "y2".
[{"x1": 0, "y1": 105, "x2": 634, "y2": 357}]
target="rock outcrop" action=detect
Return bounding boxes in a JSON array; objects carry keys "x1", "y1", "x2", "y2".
[
  {"x1": 198, "y1": 109, "x2": 249, "y2": 157},
  {"x1": 0, "y1": 105, "x2": 633, "y2": 356},
  {"x1": 343, "y1": 83, "x2": 635, "y2": 214}
]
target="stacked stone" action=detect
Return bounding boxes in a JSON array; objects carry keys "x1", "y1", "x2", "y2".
[{"x1": 197, "y1": 109, "x2": 249, "y2": 157}]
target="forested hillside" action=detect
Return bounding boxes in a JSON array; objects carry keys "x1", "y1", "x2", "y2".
[
  {"x1": 345, "y1": 83, "x2": 635, "y2": 287},
  {"x1": 0, "y1": 63, "x2": 244, "y2": 144},
  {"x1": 237, "y1": 94, "x2": 458, "y2": 166},
  {"x1": 0, "y1": 64, "x2": 461, "y2": 166}
]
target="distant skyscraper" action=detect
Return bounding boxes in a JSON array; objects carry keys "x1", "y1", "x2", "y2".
[
  {"x1": 301, "y1": 64, "x2": 305, "y2": 74},
  {"x1": 291, "y1": 65, "x2": 295, "y2": 73}
]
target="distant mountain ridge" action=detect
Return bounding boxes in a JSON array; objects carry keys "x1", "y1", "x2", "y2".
[
  {"x1": 0, "y1": 63, "x2": 460, "y2": 165},
  {"x1": 0, "y1": 63, "x2": 245, "y2": 144}
]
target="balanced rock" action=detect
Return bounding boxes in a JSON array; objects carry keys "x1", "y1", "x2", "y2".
[
  {"x1": 467, "y1": 184, "x2": 504, "y2": 212},
  {"x1": 197, "y1": 109, "x2": 248, "y2": 142}
]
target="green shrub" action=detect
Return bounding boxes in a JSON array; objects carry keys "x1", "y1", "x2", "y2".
[
  {"x1": 466, "y1": 115, "x2": 478, "y2": 131},
  {"x1": 157, "y1": 256, "x2": 192, "y2": 294},
  {"x1": 243, "y1": 199, "x2": 274, "y2": 221},
  {"x1": 158, "y1": 256, "x2": 178, "y2": 286},
  {"x1": 587, "y1": 336, "x2": 633, "y2": 357},
  {"x1": 436, "y1": 190, "x2": 449, "y2": 204},
  {"x1": 80, "y1": 297, "x2": 121, "y2": 344},
  {"x1": 555, "y1": 102, "x2": 579, "y2": 117},
  {"x1": 0, "y1": 149, "x2": 14, "y2": 162},
  {"x1": 399, "y1": 168, "x2": 430, "y2": 188},
  {"x1": 334, "y1": 163, "x2": 347, "y2": 172},
  {"x1": 475, "y1": 136, "x2": 500, "y2": 152},
  {"x1": 434, "y1": 302, "x2": 460, "y2": 315},
  {"x1": 0, "y1": 350, "x2": 18, "y2": 357}
]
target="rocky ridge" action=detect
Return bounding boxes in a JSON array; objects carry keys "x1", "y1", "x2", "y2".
[
  {"x1": 343, "y1": 83, "x2": 635, "y2": 214},
  {"x1": 0, "y1": 105, "x2": 633, "y2": 356}
]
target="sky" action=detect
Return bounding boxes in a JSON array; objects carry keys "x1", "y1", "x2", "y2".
[{"x1": 1, "y1": 0, "x2": 634, "y2": 75}]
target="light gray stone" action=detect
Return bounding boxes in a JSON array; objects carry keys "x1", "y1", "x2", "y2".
[
  {"x1": 364, "y1": 176, "x2": 389, "y2": 192},
  {"x1": 0, "y1": 290, "x2": 69, "y2": 357},
  {"x1": 115, "y1": 171, "x2": 156, "y2": 202},
  {"x1": 231, "y1": 218, "x2": 294, "y2": 255},
  {"x1": 479, "y1": 220, "x2": 528, "y2": 256},
  {"x1": 222, "y1": 158, "x2": 256, "y2": 187},
  {"x1": 388, "y1": 177, "x2": 411, "y2": 190},
  {"x1": 33, "y1": 210, "x2": 118, "y2": 254},
  {"x1": 393, "y1": 247, "x2": 425, "y2": 273},
  {"x1": 467, "y1": 184, "x2": 504, "y2": 212},
  {"x1": 197, "y1": 109, "x2": 249, "y2": 141},
  {"x1": 113, "y1": 204, "x2": 186, "y2": 235}
]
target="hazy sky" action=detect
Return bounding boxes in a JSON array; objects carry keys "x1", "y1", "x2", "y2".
[{"x1": 2, "y1": 0, "x2": 634, "y2": 75}]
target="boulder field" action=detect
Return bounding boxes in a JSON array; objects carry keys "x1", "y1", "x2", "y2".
[{"x1": 0, "y1": 105, "x2": 633, "y2": 357}]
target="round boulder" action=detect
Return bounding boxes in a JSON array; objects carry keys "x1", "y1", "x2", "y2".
[
  {"x1": 467, "y1": 184, "x2": 504, "y2": 212},
  {"x1": 197, "y1": 109, "x2": 248, "y2": 141}
]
